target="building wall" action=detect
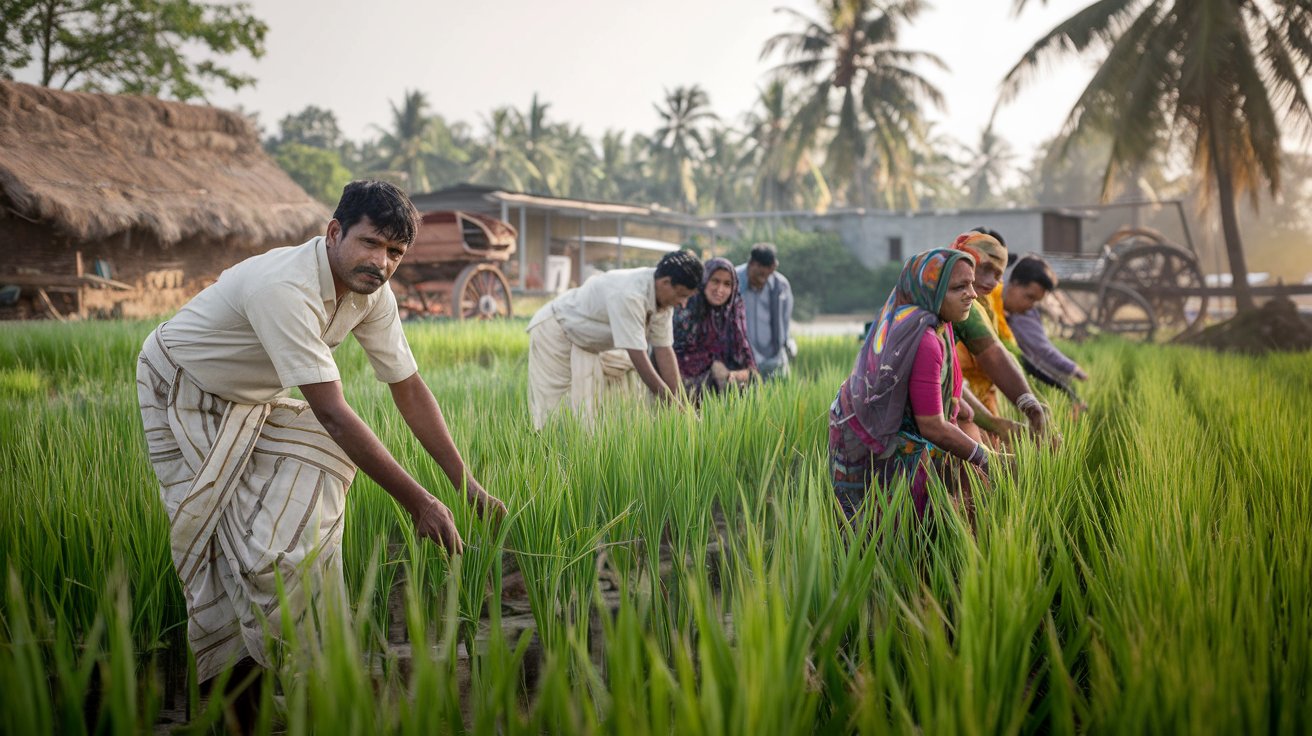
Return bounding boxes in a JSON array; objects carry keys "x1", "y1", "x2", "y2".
[{"x1": 785, "y1": 211, "x2": 1078, "y2": 270}]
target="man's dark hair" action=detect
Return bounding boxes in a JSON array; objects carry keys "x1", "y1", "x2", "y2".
[
  {"x1": 655, "y1": 250, "x2": 704, "y2": 290},
  {"x1": 748, "y1": 242, "x2": 778, "y2": 267},
  {"x1": 1009, "y1": 254, "x2": 1058, "y2": 292},
  {"x1": 333, "y1": 180, "x2": 420, "y2": 246},
  {"x1": 970, "y1": 226, "x2": 1006, "y2": 248}
]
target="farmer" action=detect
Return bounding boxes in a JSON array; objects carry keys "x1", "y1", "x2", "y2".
[
  {"x1": 672, "y1": 257, "x2": 758, "y2": 402},
  {"x1": 829, "y1": 248, "x2": 989, "y2": 521},
  {"x1": 949, "y1": 229, "x2": 1051, "y2": 444},
  {"x1": 737, "y1": 242, "x2": 795, "y2": 378},
  {"x1": 526, "y1": 249, "x2": 703, "y2": 428},
  {"x1": 136, "y1": 180, "x2": 503, "y2": 717},
  {"x1": 1003, "y1": 254, "x2": 1089, "y2": 410}
]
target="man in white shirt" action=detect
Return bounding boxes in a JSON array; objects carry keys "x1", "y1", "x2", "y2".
[
  {"x1": 136, "y1": 180, "x2": 503, "y2": 718},
  {"x1": 526, "y1": 250, "x2": 703, "y2": 428}
]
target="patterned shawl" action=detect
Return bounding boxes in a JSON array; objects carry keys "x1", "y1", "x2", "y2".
[
  {"x1": 673, "y1": 257, "x2": 756, "y2": 379},
  {"x1": 836, "y1": 248, "x2": 975, "y2": 451}
]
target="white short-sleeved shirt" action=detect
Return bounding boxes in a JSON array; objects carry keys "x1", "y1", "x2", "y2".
[
  {"x1": 160, "y1": 237, "x2": 418, "y2": 404},
  {"x1": 528, "y1": 267, "x2": 673, "y2": 353}
]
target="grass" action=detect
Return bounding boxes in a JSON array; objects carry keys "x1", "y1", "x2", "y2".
[{"x1": 0, "y1": 318, "x2": 1309, "y2": 733}]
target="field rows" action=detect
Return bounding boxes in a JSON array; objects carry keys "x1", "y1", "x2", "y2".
[{"x1": 1, "y1": 320, "x2": 1309, "y2": 733}]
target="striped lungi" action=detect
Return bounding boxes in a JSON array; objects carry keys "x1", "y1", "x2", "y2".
[{"x1": 136, "y1": 327, "x2": 356, "y2": 682}]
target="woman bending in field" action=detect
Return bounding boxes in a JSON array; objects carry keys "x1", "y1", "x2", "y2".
[
  {"x1": 673, "y1": 257, "x2": 758, "y2": 402},
  {"x1": 829, "y1": 248, "x2": 991, "y2": 521}
]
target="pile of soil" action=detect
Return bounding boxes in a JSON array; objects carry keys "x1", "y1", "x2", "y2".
[{"x1": 1178, "y1": 297, "x2": 1312, "y2": 355}]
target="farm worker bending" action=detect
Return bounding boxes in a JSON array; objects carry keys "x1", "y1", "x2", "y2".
[
  {"x1": 829, "y1": 248, "x2": 990, "y2": 523},
  {"x1": 736, "y1": 242, "x2": 796, "y2": 378},
  {"x1": 135, "y1": 181, "x2": 504, "y2": 702},
  {"x1": 526, "y1": 250, "x2": 703, "y2": 429},
  {"x1": 948, "y1": 228, "x2": 1053, "y2": 446},
  {"x1": 1002, "y1": 254, "x2": 1089, "y2": 413}
]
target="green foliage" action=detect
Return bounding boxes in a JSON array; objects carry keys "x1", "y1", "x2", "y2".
[
  {"x1": 273, "y1": 142, "x2": 353, "y2": 206},
  {"x1": 1, "y1": 320, "x2": 1311, "y2": 731},
  {"x1": 0, "y1": 0, "x2": 267, "y2": 100},
  {"x1": 723, "y1": 228, "x2": 899, "y2": 318}
]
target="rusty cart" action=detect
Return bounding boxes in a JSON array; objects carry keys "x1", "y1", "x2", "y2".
[
  {"x1": 1041, "y1": 223, "x2": 1209, "y2": 342},
  {"x1": 1041, "y1": 200, "x2": 1312, "y2": 342},
  {"x1": 390, "y1": 210, "x2": 518, "y2": 319}
]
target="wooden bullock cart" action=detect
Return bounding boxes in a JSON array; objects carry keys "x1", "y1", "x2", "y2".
[{"x1": 389, "y1": 211, "x2": 518, "y2": 319}]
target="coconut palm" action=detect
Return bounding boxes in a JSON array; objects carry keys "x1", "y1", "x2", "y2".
[
  {"x1": 964, "y1": 118, "x2": 1017, "y2": 207},
  {"x1": 651, "y1": 85, "x2": 719, "y2": 212},
  {"x1": 761, "y1": 0, "x2": 945, "y2": 208},
  {"x1": 1003, "y1": 0, "x2": 1312, "y2": 311},
  {"x1": 374, "y1": 90, "x2": 435, "y2": 193},
  {"x1": 468, "y1": 107, "x2": 541, "y2": 192},
  {"x1": 740, "y1": 79, "x2": 831, "y2": 211}
]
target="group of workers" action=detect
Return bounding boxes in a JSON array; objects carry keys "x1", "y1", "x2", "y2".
[
  {"x1": 832, "y1": 229, "x2": 1087, "y2": 521},
  {"x1": 135, "y1": 181, "x2": 1084, "y2": 727},
  {"x1": 525, "y1": 242, "x2": 794, "y2": 427}
]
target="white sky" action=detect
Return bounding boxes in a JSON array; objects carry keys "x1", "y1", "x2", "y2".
[{"x1": 191, "y1": 0, "x2": 1100, "y2": 160}]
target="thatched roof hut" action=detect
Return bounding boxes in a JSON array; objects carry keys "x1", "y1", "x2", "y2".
[
  {"x1": 0, "y1": 80, "x2": 330, "y2": 318},
  {"x1": 0, "y1": 79, "x2": 326, "y2": 246}
]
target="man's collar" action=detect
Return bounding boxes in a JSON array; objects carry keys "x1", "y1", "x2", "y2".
[
  {"x1": 314, "y1": 236, "x2": 336, "y2": 302},
  {"x1": 646, "y1": 268, "x2": 660, "y2": 312}
]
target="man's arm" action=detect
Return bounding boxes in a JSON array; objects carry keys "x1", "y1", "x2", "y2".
[
  {"x1": 300, "y1": 380, "x2": 463, "y2": 553},
  {"x1": 778, "y1": 277, "x2": 795, "y2": 357},
  {"x1": 627, "y1": 348, "x2": 678, "y2": 402},
  {"x1": 388, "y1": 372, "x2": 506, "y2": 519},
  {"x1": 651, "y1": 346, "x2": 684, "y2": 397},
  {"x1": 975, "y1": 343, "x2": 1048, "y2": 434}
]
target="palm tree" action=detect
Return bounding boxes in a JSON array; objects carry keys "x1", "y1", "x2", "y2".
[
  {"x1": 963, "y1": 118, "x2": 1017, "y2": 207},
  {"x1": 468, "y1": 107, "x2": 541, "y2": 192},
  {"x1": 374, "y1": 90, "x2": 435, "y2": 193},
  {"x1": 651, "y1": 85, "x2": 718, "y2": 212},
  {"x1": 740, "y1": 79, "x2": 831, "y2": 211},
  {"x1": 1003, "y1": 0, "x2": 1312, "y2": 311},
  {"x1": 761, "y1": 0, "x2": 945, "y2": 208}
]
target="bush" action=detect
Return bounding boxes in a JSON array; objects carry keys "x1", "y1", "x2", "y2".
[{"x1": 721, "y1": 228, "x2": 900, "y2": 319}]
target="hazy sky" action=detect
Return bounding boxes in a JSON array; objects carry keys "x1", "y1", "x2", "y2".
[{"x1": 183, "y1": 0, "x2": 1099, "y2": 161}]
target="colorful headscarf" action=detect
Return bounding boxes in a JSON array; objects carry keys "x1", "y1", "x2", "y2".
[
  {"x1": 950, "y1": 231, "x2": 1008, "y2": 275},
  {"x1": 836, "y1": 248, "x2": 975, "y2": 452},
  {"x1": 673, "y1": 257, "x2": 756, "y2": 379}
]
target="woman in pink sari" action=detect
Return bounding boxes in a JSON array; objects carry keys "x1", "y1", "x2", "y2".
[{"x1": 829, "y1": 248, "x2": 991, "y2": 522}]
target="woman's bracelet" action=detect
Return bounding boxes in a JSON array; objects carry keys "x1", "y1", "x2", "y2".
[
  {"x1": 967, "y1": 443, "x2": 989, "y2": 468},
  {"x1": 1016, "y1": 392, "x2": 1042, "y2": 415}
]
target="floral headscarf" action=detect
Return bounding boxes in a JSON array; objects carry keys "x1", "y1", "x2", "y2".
[
  {"x1": 835, "y1": 248, "x2": 975, "y2": 452},
  {"x1": 673, "y1": 257, "x2": 756, "y2": 379},
  {"x1": 950, "y1": 231, "x2": 1008, "y2": 275}
]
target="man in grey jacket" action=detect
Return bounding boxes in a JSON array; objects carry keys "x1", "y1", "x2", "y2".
[{"x1": 736, "y1": 242, "x2": 795, "y2": 378}]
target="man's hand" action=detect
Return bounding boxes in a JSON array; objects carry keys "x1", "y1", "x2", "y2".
[
  {"x1": 1073, "y1": 365, "x2": 1089, "y2": 381},
  {"x1": 413, "y1": 495, "x2": 464, "y2": 554},
  {"x1": 464, "y1": 478, "x2": 507, "y2": 523}
]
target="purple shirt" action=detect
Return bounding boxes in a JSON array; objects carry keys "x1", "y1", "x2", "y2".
[{"x1": 1006, "y1": 307, "x2": 1077, "y2": 377}]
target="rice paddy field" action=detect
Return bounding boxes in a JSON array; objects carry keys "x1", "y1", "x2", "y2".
[{"x1": 1, "y1": 319, "x2": 1310, "y2": 734}]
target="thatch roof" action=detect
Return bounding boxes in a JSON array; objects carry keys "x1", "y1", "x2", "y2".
[{"x1": 0, "y1": 80, "x2": 328, "y2": 246}]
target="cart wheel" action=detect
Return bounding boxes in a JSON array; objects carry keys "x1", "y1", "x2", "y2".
[
  {"x1": 1096, "y1": 282, "x2": 1157, "y2": 342},
  {"x1": 453, "y1": 264, "x2": 513, "y2": 319},
  {"x1": 1101, "y1": 242, "x2": 1207, "y2": 334}
]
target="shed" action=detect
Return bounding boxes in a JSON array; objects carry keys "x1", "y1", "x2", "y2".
[{"x1": 410, "y1": 184, "x2": 720, "y2": 291}]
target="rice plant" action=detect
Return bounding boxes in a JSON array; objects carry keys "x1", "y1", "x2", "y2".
[{"x1": 0, "y1": 319, "x2": 1308, "y2": 733}]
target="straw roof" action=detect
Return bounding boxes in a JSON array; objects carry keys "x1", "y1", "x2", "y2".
[{"x1": 0, "y1": 80, "x2": 328, "y2": 246}]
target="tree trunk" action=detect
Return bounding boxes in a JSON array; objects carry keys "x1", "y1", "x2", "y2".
[{"x1": 1210, "y1": 146, "x2": 1255, "y2": 313}]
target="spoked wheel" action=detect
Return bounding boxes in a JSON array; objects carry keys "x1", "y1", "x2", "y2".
[
  {"x1": 453, "y1": 263, "x2": 513, "y2": 319},
  {"x1": 1096, "y1": 282, "x2": 1157, "y2": 342},
  {"x1": 1101, "y1": 243, "x2": 1207, "y2": 335}
]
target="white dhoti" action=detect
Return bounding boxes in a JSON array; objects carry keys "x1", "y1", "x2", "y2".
[
  {"x1": 137, "y1": 329, "x2": 356, "y2": 682},
  {"x1": 527, "y1": 311, "x2": 641, "y2": 429}
]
